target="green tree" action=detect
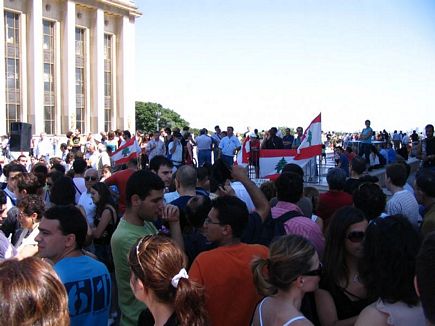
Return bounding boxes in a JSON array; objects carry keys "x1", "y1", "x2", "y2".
[
  {"x1": 275, "y1": 157, "x2": 287, "y2": 173},
  {"x1": 135, "y1": 101, "x2": 189, "y2": 133}
]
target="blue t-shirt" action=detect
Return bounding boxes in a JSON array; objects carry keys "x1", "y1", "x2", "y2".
[
  {"x1": 387, "y1": 148, "x2": 397, "y2": 163},
  {"x1": 360, "y1": 127, "x2": 373, "y2": 144},
  {"x1": 339, "y1": 153, "x2": 350, "y2": 177},
  {"x1": 54, "y1": 256, "x2": 111, "y2": 326},
  {"x1": 219, "y1": 135, "x2": 241, "y2": 156}
]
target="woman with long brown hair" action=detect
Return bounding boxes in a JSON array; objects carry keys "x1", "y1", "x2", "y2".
[
  {"x1": 315, "y1": 206, "x2": 372, "y2": 326},
  {"x1": 251, "y1": 235, "x2": 321, "y2": 326},
  {"x1": 0, "y1": 257, "x2": 69, "y2": 326},
  {"x1": 129, "y1": 235, "x2": 208, "y2": 326}
]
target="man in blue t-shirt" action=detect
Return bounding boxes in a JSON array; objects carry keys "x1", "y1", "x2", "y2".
[
  {"x1": 218, "y1": 126, "x2": 241, "y2": 167},
  {"x1": 359, "y1": 119, "x2": 373, "y2": 163},
  {"x1": 36, "y1": 205, "x2": 111, "y2": 326}
]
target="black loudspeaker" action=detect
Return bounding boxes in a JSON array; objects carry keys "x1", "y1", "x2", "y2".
[{"x1": 9, "y1": 122, "x2": 32, "y2": 152}]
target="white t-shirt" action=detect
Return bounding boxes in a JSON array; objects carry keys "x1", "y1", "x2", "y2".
[
  {"x1": 168, "y1": 141, "x2": 183, "y2": 165},
  {"x1": 78, "y1": 191, "x2": 97, "y2": 226},
  {"x1": 386, "y1": 189, "x2": 421, "y2": 228},
  {"x1": 73, "y1": 177, "x2": 87, "y2": 205}
]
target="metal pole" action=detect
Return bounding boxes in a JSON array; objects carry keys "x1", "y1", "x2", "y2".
[{"x1": 156, "y1": 111, "x2": 160, "y2": 131}]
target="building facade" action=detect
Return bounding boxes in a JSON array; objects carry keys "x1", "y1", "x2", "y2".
[{"x1": 0, "y1": 0, "x2": 140, "y2": 136}]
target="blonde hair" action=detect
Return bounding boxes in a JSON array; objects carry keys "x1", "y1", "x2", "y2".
[{"x1": 252, "y1": 235, "x2": 315, "y2": 296}]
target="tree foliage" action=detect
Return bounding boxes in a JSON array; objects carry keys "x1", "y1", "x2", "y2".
[{"x1": 135, "y1": 102, "x2": 189, "y2": 133}]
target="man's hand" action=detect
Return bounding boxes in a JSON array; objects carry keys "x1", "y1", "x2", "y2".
[
  {"x1": 231, "y1": 165, "x2": 250, "y2": 182},
  {"x1": 162, "y1": 204, "x2": 180, "y2": 224},
  {"x1": 216, "y1": 184, "x2": 236, "y2": 197}
]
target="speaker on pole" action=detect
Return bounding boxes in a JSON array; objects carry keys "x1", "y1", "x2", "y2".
[{"x1": 9, "y1": 122, "x2": 32, "y2": 152}]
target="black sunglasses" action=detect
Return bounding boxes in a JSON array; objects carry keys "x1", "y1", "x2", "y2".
[
  {"x1": 346, "y1": 231, "x2": 365, "y2": 243},
  {"x1": 302, "y1": 263, "x2": 323, "y2": 277},
  {"x1": 84, "y1": 176, "x2": 98, "y2": 181}
]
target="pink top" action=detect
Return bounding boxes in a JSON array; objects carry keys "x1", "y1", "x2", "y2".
[{"x1": 271, "y1": 201, "x2": 303, "y2": 219}]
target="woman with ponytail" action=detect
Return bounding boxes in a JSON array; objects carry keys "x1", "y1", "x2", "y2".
[
  {"x1": 128, "y1": 234, "x2": 208, "y2": 326},
  {"x1": 251, "y1": 235, "x2": 321, "y2": 326}
]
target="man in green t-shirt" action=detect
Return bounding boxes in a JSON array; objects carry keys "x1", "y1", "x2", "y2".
[{"x1": 111, "y1": 170, "x2": 183, "y2": 326}]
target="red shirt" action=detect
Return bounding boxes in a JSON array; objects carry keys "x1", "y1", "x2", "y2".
[
  {"x1": 104, "y1": 168, "x2": 134, "y2": 215},
  {"x1": 189, "y1": 243, "x2": 268, "y2": 326}
]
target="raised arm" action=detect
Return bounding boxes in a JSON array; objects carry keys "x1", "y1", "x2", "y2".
[{"x1": 231, "y1": 165, "x2": 270, "y2": 221}]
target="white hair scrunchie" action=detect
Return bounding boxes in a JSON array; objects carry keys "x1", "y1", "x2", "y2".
[{"x1": 171, "y1": 268, "x2": 189, "y2": 288}]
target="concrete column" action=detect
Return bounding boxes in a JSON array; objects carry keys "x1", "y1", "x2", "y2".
[
  {"x1": 91, "y1": 8, "x2": 104, "y2": 133},
  {"x1": 84, "y1": 27, "x2": 90, "y2": 134},
  {"x1": 118, "y1": 15, "x2": 136, "y2": 131},
  {"x1": 0, "y1": 1, "x2": 6, "y2": 135},
  {"x1": 28, "y1": 0, "x2": 43, "y2": 134},
  {"x1": 54, "y1": 21, "x2": 61, "y2": 135},
  {"x1": 20, "y1": 11, "x2": 28, "y2": 125},
  {"x1": 111, "y1": 34, "x2": 117, "y2": 132},
  {"x1": 61, "y1": 0, "x2": 75, "y2": 133}
]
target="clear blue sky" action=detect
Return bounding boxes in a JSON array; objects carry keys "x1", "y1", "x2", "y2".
[{"x1": 134, "y1": 0, "x2": 435, "y2": 134}]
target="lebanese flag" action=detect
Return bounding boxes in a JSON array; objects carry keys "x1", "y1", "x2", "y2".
[
  {"x1": 237, "y1": 136, "x2": 251, "y2": 165},
  {"x1": 294, "y1": 113, "x2": 322, "y2": 159},
  {"x1": 259, "y1": 114, "x2": 322, "y2": 179},
  {"x1": 258, "y1": 150, "x2": 312, "y2": 179},
  {"x1": 110, "y1": 138, "x2": 141, "y2": 166}
]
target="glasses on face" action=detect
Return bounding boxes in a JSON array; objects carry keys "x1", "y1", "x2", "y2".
[
  {"x1": 302, "y1": 263, "x2": 323, "y2": 277},
  {"x1": 204, "y1": 217, "x2": 222, "y2": 225},
  {"x1": 346, "y1": 231, "x2": 365, "y2": 243},
  {"x1": 84, "y1": 176, "x2": 98, "y2": 181}
]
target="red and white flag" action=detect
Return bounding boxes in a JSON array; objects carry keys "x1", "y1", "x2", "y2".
[
  {"x1": 294, "y1": 113, "x2": 322, "y2": 159},
  {"x1": 237, "y1": 135, "x2": 251, "y2": 165},
  {"x1": 110, "y1": 138, "x2": 141, "y2": 166},
  {"x1": 255, "y1": 113, "x2": 322, "y2": 179}
]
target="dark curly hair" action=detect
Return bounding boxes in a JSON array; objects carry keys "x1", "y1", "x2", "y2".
[
  {"x1": 353, "y1": 182, "x2": 386, "y2": 221},
  {"x1": 358, "y1": 215, "x2": 421, "y2": 306},
  {"x1": 16, "y1": 195, "x2": 45, "y2": 221}
]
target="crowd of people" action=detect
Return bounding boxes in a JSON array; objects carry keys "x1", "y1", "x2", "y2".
[{"x1": 0, "y1": 121, "x2": 434, "y2": 326}]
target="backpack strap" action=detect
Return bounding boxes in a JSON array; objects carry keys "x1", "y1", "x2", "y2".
[
  {"x1": 4, "y1": 191, "x2": 16, "y2": 206},
  {"x1": 73, "y1": 182, "x2": 82, "y2": 196},
  {"x1": 276, "y1": 210, "x2": 302, "y2": 224}
]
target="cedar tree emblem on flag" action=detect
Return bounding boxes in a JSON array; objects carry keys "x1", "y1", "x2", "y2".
[{"x1": 275, "y1": 157, "x2": 287, "y2": 173}]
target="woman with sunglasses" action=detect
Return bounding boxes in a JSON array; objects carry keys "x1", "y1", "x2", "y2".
[
  {"x1": 315, "y1": 206, "x2": 373, "y2": 326},
  {"x1": 251, "y1": 235, "x2": 321, "y2": 326},
  {"x1": 90, "y1": 182, "x2": 118, "y2": 268},
  {"x1": 128, "y1": 234, "x2": 208, "y2": 326},
  {"x1": 355, "y1": 215, "x2": 424, "y2": 325}
]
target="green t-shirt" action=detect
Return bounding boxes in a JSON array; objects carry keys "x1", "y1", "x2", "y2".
[{"x1": 111, "y1": 218, "x2": 157, "y2": 326}]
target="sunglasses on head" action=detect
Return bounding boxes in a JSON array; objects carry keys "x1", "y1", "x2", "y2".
[
  {"x1": 302, "y1": 263, "x2": 323, "y2": 277},
  {"x1": 84, "y1": 176, "x2": 98, "y2": 181},
  {"x1": 346, "y1": 231, "x2": 365, "y2": 243}
]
